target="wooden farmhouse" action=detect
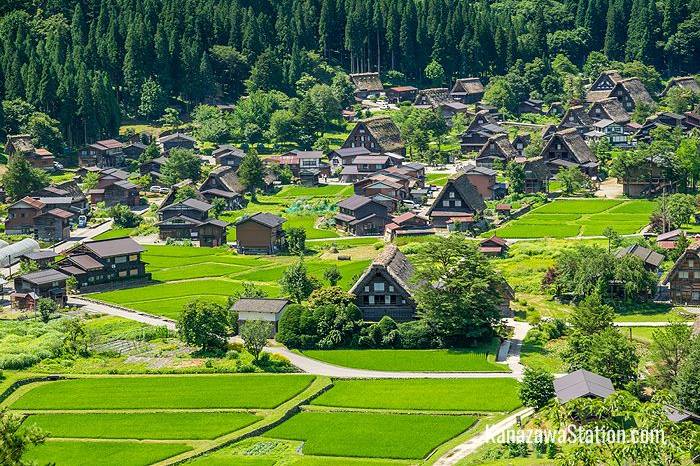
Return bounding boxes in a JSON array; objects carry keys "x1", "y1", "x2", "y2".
[
  {"x1": 157, "y1": 132, "x2": 197, "y2": 153},
  {"x1": 660, "y1": 76, "x2": 700, "y2": 97},
  {"x1": 349, "y1": 72, "x2": 383, "y2": 99},
  {"x1": 386, "y1": 86, "x2": 418, "y2": 103},
  {"x1": 5, "y1": 135, "x2": 54, "y2": 170},
  {"x1": 79, "y1": 139, "x2": 125, "y2": 168},
  {"x1": 540, "y1": 128, "x2": 598, "y2": 177},
  {"x1": 558, "y1": 105, "x2": 594, "y2": 134},
  {"x1": 156, "y1": 198, "x2": 227, "y2": 246},
  {"x1": 212, "y1": 145, "x2": 245, "y2": 169},
  {"x1": 235, "y1": 212, "x2": 286, "y2": 255},
  {"x1": 519, "y1": 157, "x2": 550, "y2": 193},
  {"x1": 462, "y1": 165, "x2": 499, "y2": 201},
  {"x1": 450, "y1": 77, "x2": 484, "y2": 103},
  {"x1": 610, "y1": 78, "x2": 654, "y2": 113},
  {"x1": 585, "y1": 70, "x2": 623, "y2": 103},
  {"x1": 350, "y1": 244, "x2": 416, "y2": 322},
  {"x1": 342, "y1": 116, "x2": 405, "y2": 156},
  {"x1": 663, "y1": 241, "x2": 700, "y2": 305},
  {"x1": 233, "y1": 298, "x2": 290, "y2": 337},
  {"x1": 620, "y1": 155, "x2": 675, "y2": 198},
  {"x1": 426, "y1": 173, "x2": 486, "y2": 228},
  {"x1": 335, "y1": 195, "x2": 390, "y2": 236},
  {"x1": 12, "y1": 269, "x2": 68, "y2": 309},
  {"x1": 199, "y1": 166, "x2": 246, "y2": 210},
  {"x1": 460, "y1": 110, "x2": 506, "y2": 154},
  {"x1": 476, "y1": 134, "x2": 519, "y2": 168}
]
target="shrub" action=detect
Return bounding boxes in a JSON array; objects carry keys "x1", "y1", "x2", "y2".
[
  {"x1": 519, "y1": 367, "x2": 555, "y2": 410},
  {"x1": 398, "y1": 320, "x2": 434, "y2": 349}
]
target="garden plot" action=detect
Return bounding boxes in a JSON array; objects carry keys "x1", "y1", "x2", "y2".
[
  {"x1": 492, "y1": 199, "x2": 655, "y2": 239},
  {"x1": 25, "y1": 441, "x2": 192, "y2": 466}
]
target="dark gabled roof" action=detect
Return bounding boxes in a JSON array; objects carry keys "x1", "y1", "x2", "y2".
[
  {"x1": 114, "y1": 180, "x2": 138, "y2": 190},
  {"x1": 614, "y1": 244, "x2": 664, "y2": 268},
  {"x1": 90, "y1": 139, "x2": 124, "y2": 150},
  {"x1": 352, "y1": 155, "x2": 390, "y2": 165},
  {"x1": 361, "y1": 116, "x2": 404, "y2": 153},
  {"x1": 477, "y1": 134, "x2": 519, "y2": 161},
  {"x1": 615, "y1": 78, "x2": 654, "y2": 105},
  {"x1": 18, "y1": 268, "x2": 69, "y2": 285},
  {"x1": 11, "y1": 196, "x2": 46, "y2": 210},
  {"x1": 664, "y1": 405, "x2": 700, "y2": 423},
  {"x1": 663, "y1": 240, "x2": 700, "y2": 284},
  {"x1": 349, "y1": 72, "x2": 383, "y2": 92},
  {"x1": 179, "y1": 198, "x2": 213, "y2": 212},
  {"x1": 553, "y1": 369, "x2": 615, "y2": 403},
  {"x1": 100, "y1": 168, "x2": 130, "y2": 180},
  {"x1": 462, "y1": 165, "x2": 497, "y2": 176},
  {"x1": 81, "y1": 237, "x2": 144, "y2": 258},
  {"x1": 68, "y1": 254, "x2": 105, "y2": 271},
  {"x1": 202, "y1": 166, "x2": 245, "y2": 194},
  {"x1": 200, "y1": 218, "x2": 229, "y2": 228},
  {"x1": 6, "y1": 134, "x2": 35, "y2": 153},
  {"x1": 661, "y1": 76, "x2": 700, "y2": 96},
  {"x1": 200, "y1": 188, "x2": 240, "y2": 199},
  {"x1": 232, "y1": 298, "x2": 289, "y2": 314},
  {"x1": 586, "y1": 70, "x2": 623, "y2": 102},
  {"x1": 20, "y1": 250, "x2": 58, "y2": 261},
  {"x1": 450, "y1": 77, "x2": 484, "y2": 95},
  {"x1": 158, "y1": 132, "x2": 196, "y2": 143},
  {"x1": 560, "y1": 105, "x2": 594, "y2": 127},
  {"x1": 426, "y1": 173, "x2": 486, "y2": 216},
  {"x1": 545, "y1": 128, "x2": 597, "y2": 164},
  {"x1": 338, "y1": 194, "x2": 373, "y2": 210},
  {"x1": 155, "y1": 214, "x2": 204, "y2": 227},
  {"x1": 590, "y1": 98, "x2": 630, "y2": 124},
  {"x1": 37, "y1": 208, "x2": 73, "y2": 219},
  {"x1": 330, "y1": 147, "x2": 372, "y2": 158},
  {"x1": 236, "y1": 212, "x2": 286, "y2": 228},
  {"x1": 414, "y1": 88, "x2": 452, "y2": 107},
  {"x1": 350, "y1": 244, "x2": 414, "y2": 295},
  {"x1": 656, "y1": 229, "x2": 683, "y2": 242},
  {"x1": 212, "y1": 144, "x2": 245, "y2": 158}
]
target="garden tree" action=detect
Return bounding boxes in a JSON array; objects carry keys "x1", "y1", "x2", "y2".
[
  {"x1": 192, "y1": 105, "x2": 230, "y2": 143},
  {"x1": 543, "y1": 391, "x2": 700, "y2": 465},
  {"x1": 524, "y1": 132, "x2": 544, "y2": 158},
  {"x1": 424, "y1": 60, "x2": 445, "y2": 86},
  {"x1": 556, "y1": 166, "x2": 592, "y2": 194},
  {"x1": 18, "y1": 260, "x2": 39, "y2": 275},
  {"x1": 62, "y1": 319, "x2": 90, "y2": 355},
  {"x1": 483, "y1": 76, "x2": 518, "y2": 113},
  {"x1": 238, "y1": 150, "x2": 265, "y2": 201},
  {"x1": 323, "y1": 265, "x2": 342, "y2": 286},
  {"x1": 307, "y1": 286, "x2": 354, "y2": 309},
  {"x1": 36, "y1": 298, "x2": 57, "y2": 324},
  {"x1": 545, "y1": 245, "x2": 657, "y2": 302},
  {"x1": 178, "y1": 300, "x2": 230, "y2": 353},
  {"x1": 519, "y1": 367, "x2": 555, "y2": 409},
  {"x1": 174, "y1": 186, "x2": 199, "y2": 204},
  {"x1": 210, "y1": 198, "x2": 227, "y2": 219},
  {"x1": 277, "y1": 302, "x2": 363, "y2": 349},
  {"x1": 81, "y1": 171, "x2": 100, "y2": 192},
  {"x1": 239, "y1": 320, "x2": 272, "y2": 362},
  {"x1": 161, "y1": 149, "x2": 202, "y2": 185},
  {"x1": 66, "y1": 276, "x2": 78, "y2": 294},
  {"x1": 109, "y1": 205, "x2": 142, "y2": 228},
  {"x1": 279, "y1": 258, "x2": 318, "y2": 303},
  {"x1": 306, "y1": 84, "x2": 341, "y2": 129},
  {"x1": 631, "y1": 101, "x2": 656, "y2": 124},
  {"x1": 505, "y1": 161, "x2": 525, "y2": 194},
  {"x1": 267, "y1": 109, "x2": 297, "y2": 143},
  {"x1": 159, "y1": 108, "x2": 181, "y2": 128},
  {"x1": 675, "y1": 135, "x2": 700, "y2": 191},
  {"x1": 138, "y1": 78, "x2": 166, "y2": 119},
  {"x1": 1, "y1": 157, "x2": 49, "y2": 200},
  {"x1": 230, "y1": 282, "x2": 268, "y2": 301},
  {"x1": 662, "y1": 87, "x2": 699, "y2": 113},
  {"x1": 26, "y1": 112, "x2": 63, "y2": 154},
  {"x1": 675, "y1": 335, "x2": 700, "y2": 413},
  {"x1": 0, "y1": 409, "x2": 46, "y2": 466},
  {"x1": 330, "y1": 73, "x2": 356, "y2": 109},
  {"x1": 412, "y1": 235, "x2": 507, "y2": 346},
  {"x1": 602, "y1": 226, "x2": 622, "y2": 252},
  {"x1": 650, "y1": 321, "x2": 694, "y2": 389},
  {"x1": 651, "y1": 193, "x2": 695, "y2": 233},
  {"x1": 285, "y1": 227, "x2": 306, "y2": 255}
]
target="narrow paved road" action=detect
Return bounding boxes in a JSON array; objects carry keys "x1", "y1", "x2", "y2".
[
  {"x1": 55, "y1": 220, "x2": 114, "y2": 253},
  {"x1": 433, "y1": 407, "x2": 535, "y2": 465},
  {"x1": 72, "y1": 298, "x2": 526, "y2": 379}
]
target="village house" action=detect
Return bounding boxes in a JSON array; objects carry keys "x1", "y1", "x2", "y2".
[
  {"x1": 614, "y1": 244, "x2": 664, "y2": 272},
  {"x1": 584, "y1": 119, "x2": 630, "y2": 147},
  {"x1": 235, "y1": 212, "x2": 286, "y2": 255},
  {"x1": 123, "y1": 141, "x2": 147, "y2": 160},
  {"x1": 634, "y1": 112, "x2": 693, "y2": 142},
  {"x1": 512, "y1": 134, "x2": 531, "y2": 156},
  {"x1": 350, "y1": 244, "x2": 416, "y2": 321},
  {"x1": 329, "y1": 147, "x2": 373, "y2": 171},
  {"x1": 19, "y1": 250, "x2": 58, "y2": 270},
  {"x1": 157, "y1": 132, "x2": 197, "y2": 153},
  {"x1": 32, "y1": 182, "x2": 89, "y2": 216},
  {"x1": 620, "y1": 155, "x2": 675, "y2": 198},
  {"x1": 479, "y1": 236, "x2": 509, "y2": 257},
  {"x1": 541, "y1": 124, "x2": 557, "y2": 141},
  {"x1": 88, "y1": 172, "x2": 139, "y2": 207},
  {"x1": 476, "y1": 134, "x2": 519, "y2": 168},
  {"x1": 610, "y1": 77, "x2": 654, "y2": 113},
  {"x1": 554, "y1": 369, "x2": 615, "y2": 403},
  {"x1": 663, "y1": 240, "x2": 700, "y2": 305},
  {"x1": 462, "y1": 165, "x2": 501, "y2": 200},
  {"x1": 79, "y1": 139, "x2": 125, "y2": 167},
  {"x1": 212, "y1": 145, "x2": 245, "y2": 169},
  {"x1": 5, "y1": 197, "x2": 46, "y2": 236},
  {"x1": 156, "y1": 199, "x2": 228, "y2": 247},
  {"x1": 384, "y1": 212, "x2": 431, "y2": 241},
  {"x1": 460, "y1": 110, "x2": 506, "y2": 154},
  {"x1": 349, "y1": 72, "x2": 384, "y2": 99},
  {"x1": 57, "y1": 237, "x2": 148, "y2": 290},
  {"x1": 199, "y1": 166, "x2": 246, "y2": 210},
  {"x1": 233, "y1": 298, "x2": 290, "y2": 337},
  {"x1": 450, "y1": 77, "x2": 485, "y2": 104},
  {"x1": 340, "y1": 155, "x2": 398, "y2": 183},
  {"x1": 540, "y1": 128, "x2": 599, "y2": 177},
  {"x1": 386, "y1": 86, "x2": 418, "y2": 103},
  {"x1": 660, "y1": 76, "x2": 700, "y2": 97},
  {"x1": 657, "y1": 229, "x2": 684, "y2": 250},
  {"x1": 585, "y1": 70, "x2": 623, "y2": 103},
  {"x1": 139, "y1": 156, "x2": 168, "y2": 184},
  {"x1": 342, "y1": 116, "x2": 405, "y2": 156},
  {"x1": 11, "y1": 269, "x2": 68, "y2": 310},
  {"x1": 588, "y1": 97, "x2": 630, "y2": 124},
  {"x1": 520, "y1": 157, "x2": 550, "y2": 193},
  {"x1": 517, "y1": 99, "x2": 544, "y2": 115},
  {"x1": 33, "y1": 209, "x2": 72, "y2": 242},
  {"x1": 5, "y1": 197, "x2": 73, "y2": 242},
  {"x1": 558, "y1": 105, "x2": 594, "y2": 134},
  {"x1": 414, "y1": 88, "x2": 468, "y2": 122},
  {"x1": 426, "y1": 173, "x2": 486, "y2": 229},
  {"x1": 547, "y1": 102, "x2": 565, "y2": 116},
  {"x1": 335, "y1": 195, "x2": 390, "y2": 236},
  {"x1": 5, "y1": 135, "x2": 54, "y2": 170}
]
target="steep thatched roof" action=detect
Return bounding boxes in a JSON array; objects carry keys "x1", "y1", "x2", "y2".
[
  {"x1": 477, "y1": 134, "x2": 519, "y2": 161},
  {"x1": 450, "y1": 77, "x2": 484, "y2": 96},
  {"x1": 414, "y1": 88, "x2": 452, "y2": 107},
  {"x1": 547, "y1": 128, "x2": 597, "y2": 164},
  {"x1": 586, "y1": 70, "x2": 623, "y2": 102},
  {"x1": 6, "y1": 134, "x2": 35, "y2": 154},
  {"x1": 589, "y1": 98, "x2": 630, "y2": 124},
  {"x1": 661, "y1": 76, "x2": 700, "y2": 97},
  {"x1": 615, "y1": 78, "x2": 654, "y2": 106},
  {"x1": 350, "y1": 244, "x2": 414, "y2": 295},
  {"x1": 363, "y1": 116, "x2": 405, "y2": 153},
  {"x1": 350, "y1": 73, "x2": 383, "y2": 92},
  {"x1": 426, "y1": 173, "x2": 486, "y2": 216}
]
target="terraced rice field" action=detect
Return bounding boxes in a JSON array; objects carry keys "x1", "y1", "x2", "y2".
[{"x1": 492, "y1": 199, "x2": 655, "y2": 238}]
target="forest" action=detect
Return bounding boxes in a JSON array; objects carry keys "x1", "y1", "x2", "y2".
[{"x1": 0, "y1": 0, "x2": 698, "y2": 147}]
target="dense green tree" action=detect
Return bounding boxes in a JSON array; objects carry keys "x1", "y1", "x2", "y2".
[
  {"x1": 675, "y1": 336, "x2": 700, "y2": 413},
  {"x1": 161, "y1": 148, "x2": 202, "y2": 185},
  {"x1": 279, "y1": 257, "x2": 317, "y2": 303},
  {"x1": 178, "y1": 300, "x2": 230, "y2": 352},
  {"x1": 650, "y1": 322, "x2": 694, "y2": 389},
  {"x1": 0, "y1": 409, "x2": 47, "y2": 465},
  {"x1": 239, "y1": 320, "x2": 272, "y2": 361},
  {"x1": 1, "y1": 157, "x2": 49, "y2": 199},
  {"x1": 238, "y1": 151, "x2": 265, "y2": 201},
  {"x1": 520, "y1": 368, "x2": 555, "y2": 409},
  {"x1": 138, "y1": 78, "x2": 166, "y2": 120},
  {"x1": 286, "y1": 227, "x2": 306, "y2": 255}
]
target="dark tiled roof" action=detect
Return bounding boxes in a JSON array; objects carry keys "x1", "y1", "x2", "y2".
[
  {"x1": 68, "y1": 254, "x2": 105, "y2": 271},
  {"x1": 338, "y1": 195, "x2": 373, "y2": 210},
  {"x1": 236, "y1": 212, "x2": 286, "y2": 228},
  {"x1": 82, "y1": 237, "x2": 144, "y2": 258},
  {"x1": 180, "y1": 198, "x2": 213, "y2": 212},
  {"x1": 463, "y1": 165, "x2": 497, "y2": 176},
  {"x1": 19, "y1": 268, "x2": 69, "y2": 285},
  {"x1": 20, "y1": 250, "x2": 58, "y2": 261},
  {"x1": 614, "y1": 244, "x2": 664, "y2": 268},
  {"x1": 233, "y1": 298, "x2": 289, "y2": 314},
  {"x1": 553, "y1": 369, "x2": 615, "y2": 403},
  {"x1": 158, "y1": 132, "x2": 196, "y2": 143}
]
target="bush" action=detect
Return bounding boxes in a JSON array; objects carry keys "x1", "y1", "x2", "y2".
[
  {"x1": 397, "y1": 320, "x2": 434, "y2": 349},
  {"x1": 519, "y1": 367, "x2": 555, "y2": 410}
]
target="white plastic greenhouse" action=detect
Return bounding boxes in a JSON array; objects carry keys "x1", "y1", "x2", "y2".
[{"x1": 0, "y1": 238, "x2": 40, "y2": 268}]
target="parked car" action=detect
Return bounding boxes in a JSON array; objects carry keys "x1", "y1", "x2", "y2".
[{"x1": 150, "y1": 186, "x2": 162, "y2": 193}]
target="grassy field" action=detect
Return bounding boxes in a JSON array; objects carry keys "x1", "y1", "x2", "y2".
[
  {"x1": 90, "y1": 244, "x2": 371, "y2": 319},
  {"x1": 519, "y1": 336, "x2": 566, "y2": 372},
  {"x1": 426, "y1": 172, "x2": 452, "y2": 186},
  {"x1": 491, "y1": 199, "x2": 655, "y2": 238},
  {"x1": 24, "y1": 411, "x2": 262, "y2": 440},
  {"x1": 301, "y1": 343, "x2": 506, "y2": 372},
  {"x1": 11, "y1": 375, "x2": 314, "y2": 410},
  {"x1": 264, "y1": 411, "x2": 476, "y2": 459},
  {"x1": 25, "y1": 441, "x2": 192, "y2": 466},
  {"x1": 312, "y1": 378, "x2": 521, "y2": 411}
]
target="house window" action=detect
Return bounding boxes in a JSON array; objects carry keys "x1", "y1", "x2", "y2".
[
  {"x1": 385, "y1": 295, "x2": 391, "y2": 304},
  {"x1": 689, "y1": 260, "x2": 694, "y2": 268},
  {"x1": 374, "y1": 282, "x2": 385, "y2": 292},
  {"x1": 119, "y1": 270, "x2": 127, "y2": 278},
  {"x1": 454, "y1": 200, "x2": 462, "y2": 207},
  {"x1": 368, "y1": 295, "x2": 375, "y2": 304},
  {"x1": 680, "y1": 271, "x2": 689, "y2": 279},
  {"x1": 443, "y1": 200, "x2": 450, "y2": 207},
  {"x1": 115, "y1": 256, "x2": 127, "y2": 264},
  {"x1": 693, "y1": 292, "x2": 700, "y2": 301},
  {"x1": 130, "y1": 268, "x2": 139, "y2": 276},
  {"x1": 364, "y1": 285, "x2": 369, "y2": 292},
  {"x1": 449, "y1": 192, "x2": 455, "y2": 198},
  {"x1": 389, "y1": 285, "x2": 394, "y2": 292},
  {"x1": 129, "y1": 254, "x2": 138, "y2": 261}
]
